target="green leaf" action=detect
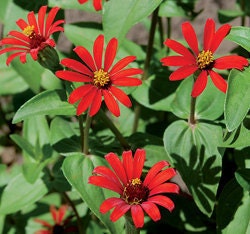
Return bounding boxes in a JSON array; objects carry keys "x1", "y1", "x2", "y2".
[
  {"x1": 103, "y1": 0, "x2": 162, "y2": 42},
  {"x1": 172, "y1": 77, "x2": 225, "y2": 120},
  {"x1": 227, "y1": 26, "x2": 250, "y2": 52},
  {"x1": 224, "y1": 67, "x2": 250, "y2": 131},
  {"x1": 62, "y1": 154, "x2": 125, "y2": 234},
  {"x1": 0, "y1": 173, "x2": 48, "y2": 215},
  {"x1": 218, "y1": 7, "x2": 244, "y2": 23},
  {"x1": 12, "y1": 89, "x2": 75, "y2": 123},
  {"x1": 163, "y1": 120, "x2": 222, "y2": 216},
  {"x1": 159, "y1": 0, "x2": 186, "y2": 17},
  {"x1": 235, "y1": 169, "x2": 250, "y2": 191},
  {"x1": 217, "y1": 179, "x2": 250, "y2": 234}
]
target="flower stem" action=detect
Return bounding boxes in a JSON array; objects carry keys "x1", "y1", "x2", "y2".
[
  {"x1": 125, "y1": 214, "x2": 140, "y2": 234},
  {"x1": 83, "y1": 113, "x2": 92, "y2": 155},
  {"x1": 97, "y1": 109, "x2": 130, "y2": 150},
  {"x1": 78, "y1": 115, "x2": 85, "y2": 153},
  {"x1": 189, "y1": 96, "x2": 197, "y2": 125}
]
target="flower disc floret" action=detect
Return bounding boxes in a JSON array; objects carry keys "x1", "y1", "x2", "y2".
[
  {"x1": 93, "y1": 69, "x2": 110, "y2": 88},
  {"x1": 197, "y1": 50, "x2": 214, "y2": 69}
]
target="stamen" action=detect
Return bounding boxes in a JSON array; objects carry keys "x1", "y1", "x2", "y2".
[
  {"x1": 196, "y1": 50, "x2": 214, "y2": 69},
  {"x1": 23, "y1": 25, "x2": 35, "y2": 37},
  {"x1": 93, "y1": 69, "x2": 110, "y2": 88}
]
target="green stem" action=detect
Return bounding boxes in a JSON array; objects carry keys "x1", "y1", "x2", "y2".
[
  {"x1": 78, "y1": 115, "x2": 85, "y2": 153},
  {"x1": 240, "y1": 0, "x2": 246, "y2": 26},
  {"x1": 63, "y1": 192, "x2": 85, "y2": 234},
  {"x1": 125, "y1": 214, "x2": 140, "y2": 234},
  {"x1": 189, "y1": 96, "x2": 197, "y2": 125},
  {"x1": 83, "y1": 113, "x2": 92, "y2": 155},
  {"x1": 97, "y1": 109, "x2": 130, "y2": 150}
]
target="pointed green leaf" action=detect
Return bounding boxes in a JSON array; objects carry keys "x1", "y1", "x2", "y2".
[
  {"x1": 224, "y1": 67, "x2": 250, "y2": 131},
  {"x1": 62, "y1": 154, "x2": 125, "y2": 234},
  {"x1": 12, "y1": 89, "x2": 75, "y2": 123}
]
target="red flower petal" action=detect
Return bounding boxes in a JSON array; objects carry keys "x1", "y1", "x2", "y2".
[
  {"x1": 112, "y1": 77, "x2": 142, "y2": 87},
  {"x1": 203, "y1": 18, "x2": 215, "y2": 51},
  {"x1": 104, "y1": 37, "x2": 118, "y2": 71},
  {"x1": 209, "y1": 23, "x2": 231, "y2": 53},
  {"x1": 111, "y1": 68, "x2": 143, "y2": 80},
  {"x1": 60, "y1": 58, "x2": 92, "y2": 76},
  {"x1": 34, "y1": 218, "x2": 52, "y2": 227},
  {"x1": 105, "y1": 152, "x2": 127, "y2": 184},
  {"x1": 93, "y1": 34, "x2": 104, "y2": 69},
  {"x1": 76, "y1": 88, "x2": 97, "y2": 115},
  {"x1": 56, "y1": 70, "x2": 92, "y2": 82},
  {"x1": 27, "y1": 11, "x2": 39, "y2": 34},
  {"x1": 1, "y1": 37, "x2": 30, "y2": 47},
  {"x1": 50, "y1": 206, "x2": 58, "y2": 223},
  {"x1": 143, "y1": 161, "x2": 170, "y2": 186},
  {"x1": 100, "y1": 197, "x2": 126, "y2": 213},
  {"x1": 78, "y1": 0, "x2": 88, "y2": 3},
  {"x1": 109, "y1": 86, "x2": 132, "y2": 107},
  {"x1": 131, "y1": 205, "x2": 144, "y2": 228},
  {"x1": 148, "y1": 195, "x2": 175, "y2": 212},
  {"x1": 191, "y1": 70, "x2": 208, "y2": 97},
  {"x1": 161, "y1": 56, "x2": 195, "y2": 66},
  {"x1": 93, "y1": 0, "x2": 103, "y2": 11},
  {"x1": 164, "y1": 39, "x2": 195, "y2": 60},
  {"x1": 213, "y1": 55, "x2": 249, "y2": 70},
  {"x1": 147, "y1": 168, "x2": 176, "y2": 190},
  {"x1": 169, "y1": 65, "x2": 198, "y2": 81},
  {"x1": 89, "y1": 89, "x2": 102, "y2": 116},
  {"x1": 149, "y1": 183, "x2": 180, "y2": 196},
  {"x1": 45, "y1": 7, "x2": 60, "y2": 38},
  {"x1": 133, "y1": 149, "x2": 146, "y2": 179},
  {"x1": 38, "y1": 5, "x2": 47, "y2": 35},
  {"x1": 74, "y1": 46, "x2": 96, "y2": 71},
  {"x1": 103, "y1": 90, "x2": 120, "y2": 117},
  {"x1": 8, "y1": 30, "x2": 30, "y2": 43},
  {"x1": 6, "y1": 51, "x2": 27, "y2": 65},
  {"x1": 88, "y1": 176, "x2": 122, "y2": 194},
  {"x1": 16, "y1": 18, "x2": 28, "y2": 30},
  {"x1": 208, "y1": 70, "x2": 228, "y2": 93},
  {"x1": 110, "y1": 203, "x2": 131, "y2": 222},
  {"x1": 122, "y1": 150, "x2": 134, "y2": 181},
  {"x1": 182, "y1": 21, "x2": 199, "y2": 55},
  {"x1": 109, "y1": 56, "x2": 136, "y2": 75},
  {"x1": 141, "y1": 201, "x2": 161, "y2": 222}
]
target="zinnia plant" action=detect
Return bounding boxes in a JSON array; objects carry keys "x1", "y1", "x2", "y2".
[
  {"x1": 161, "y1": 18, "x2": 249, "y2": 97},
  {"x1": 78, "y1": 0, "x2": 103, "y2": 11},
  {"x1": 56, "y1": 34, "x2": 142, "y2": 117},
  {"x1": 0, "y1": 6, "x2": 64, "y2": 65},
  {"x1": 34, "y1": 205, "x2": 77, "y2": 234},
  {"x1": 88, "y1": 149, "x2": 179, "y2": 231}
]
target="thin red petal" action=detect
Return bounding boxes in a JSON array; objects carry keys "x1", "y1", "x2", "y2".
[
  {"x1": 60, "y1": 58, "x2": 92, "y2": 76},
  {"x1": 100, "y1": 197, "x2": 126, "y2": 213},
  {"x1": 182, "y1": 21, "x2": 199, "y2": 55},
  {"x1": 208, "y1": 70, "x2": 228, "y2": 93},
  {"x1": 76, "y1": 88, "x2": 97, "y2": 115},
  {"x1": 105, "y1": 152, "x2": 128, "y2": 185},
  {"x1": 169, "y1": 65, "x2": 198, "y2": 81},
  {"x1": 161, "y1": 56, "x2": 195, "y2": 66},
  {"x1": 93, "y1": 0, "x2": 103, "y2": 11},
  {"x1": 34, "y1": 218, "x2": 52, "y2": 228},
  {"x1": 27, "y1": 11, "x2": 39, "y2": 34},
  {"x1": 103, "y1": 90, "x2": 120, "y2": 117},
  {"x1": 104, "y1": 37, "x2": 118, "y2": 71},
  {"x1": 93, "y1": 34, "x2": 104, "y2": 69},
  {"x1": 112, "y1": 77, "x2": 142, "y2": 87},
  {"x1": 57, "y1": 205, "x2": 67, "y2": 224},
  {"x1": 143, "y1": 161, "x2": 170, "y2": 186},
  {"x1": 109, "y1": 86, "x2": 132, "y2": 107},
  {"x1": 141, "y1": 202, "x2": 161, "y2": 222},
  {"x1": 148, "y1": 195, "x2": 175, "y2": 212},
  {"x1": 149, "y1": 183, "x2": 180, "y2": 196},
  {"x1": 8, "y1": 30, "x2": 30, "y2": 42},
  {"x1": 89, "y1": 89, "x2": 103, "y2": 116},
  {"x1": 55, "y1": 70, "x2": 92, "y2": 82},
  {"x1": 213, "y1": 55, "x2": 249, "y2": 70},
  {"x1": 164, "y1": 39, "x2": 195, "y2": 60},
  {"x1": 38, "y1": 5, "x2": 47, "y2": 35},
  {"x1": 210, "y1": 24, "x2": 231, "y2": 53},
  {"x1": 203, "y1": 18, "x2": 215, "y2": 51},
  {"x1": 133, "y1": 149, "x2": 146, "y2": 179},
  {"x1": 191, "y1": 70, "x2": 208, "y2": 97},
  {"x1": 109, "y1": 56, "x2": 136, "y2": 75},
  {"x1": 45, "y1": 7, "x2": 60, "y2": 37},
  {"x1": 50, "y1": 206, "x2": 57, "y2": 223},
  {"x1": 1, "y1": 38, "x2": 30, "y2": 47},
  {"x1": 78, "y1": 0, "x2": 88, "y2": 3},
  {"x1": 131, "y1": 205, "x2": 144, "y2": 228},
  {"x1": 147, "y1": 168, "x2": 176, "y2": 190},
  {"x1": 110, "y1": 203, "x2": 131, "y2": 222},
  {"x1": 5, "y1": 52, "x2": 27, "y2": 65},
  {"x1": 111, "y1": 68, "x2": 143, "y2": 80},
  {"x1": 16, "y1": 18, "x2": 28, "y2": 30},
  {"x1": 74, "y1": 46, "x2": 96, "y2": 71},
  {"x1": 122, "y1": 150, "x2": 134, "y2": 181}
]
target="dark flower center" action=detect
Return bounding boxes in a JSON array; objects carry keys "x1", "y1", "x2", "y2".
[
  {"x1": 196, "y1": 50, "x2": 214, "y2": 69},
  {"x1": 52, "y1": 224, "x2": 65, "y2": 234},
  {"x1": 23, "y1": 25, "x2": 46, "y2": 49},
  {"x1": 93, "y1": 69, "x2": 111, "y2": 89},
  {"x1": 122, "y1": 178, "x2": 150, "y2": 205}
]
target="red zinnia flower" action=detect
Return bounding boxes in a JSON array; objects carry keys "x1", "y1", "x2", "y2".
[
  {"x1": 34, "y1": 205, "x2": 77, "y2": 234},
  {"x1": 88, "y1": 149, "x2": 179, "y2": 228},
  {"x1": 56, "y1": 34, "x2": 142, "y2": 117},
  {"x1": 78, "y1": 0, "x2": 103, "y2": 11},
  {"x1": 160, "y1": 18, "x2": 249, "y2": 97},
  {"x1": 0, "y1": 6, "x2": 64, "y2": 65}
]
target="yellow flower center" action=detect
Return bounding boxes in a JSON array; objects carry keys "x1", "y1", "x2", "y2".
[
  {"x1": 131, "y1": 178, "x2": 141, "y2": 186},
  {"x1": 23, "y1": 25, "x2": 35, "y2": 37},
  {"x1": 93, "y1": 69, "x2": 110, "y2": 88},
  {"x1": 196, "y1": 50, "x2": 214, "y2": 69}
]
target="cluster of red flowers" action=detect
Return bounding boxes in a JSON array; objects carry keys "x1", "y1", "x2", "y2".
[{"x1": 78, "y1": 0, "x2": 103, "y2": 11}]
